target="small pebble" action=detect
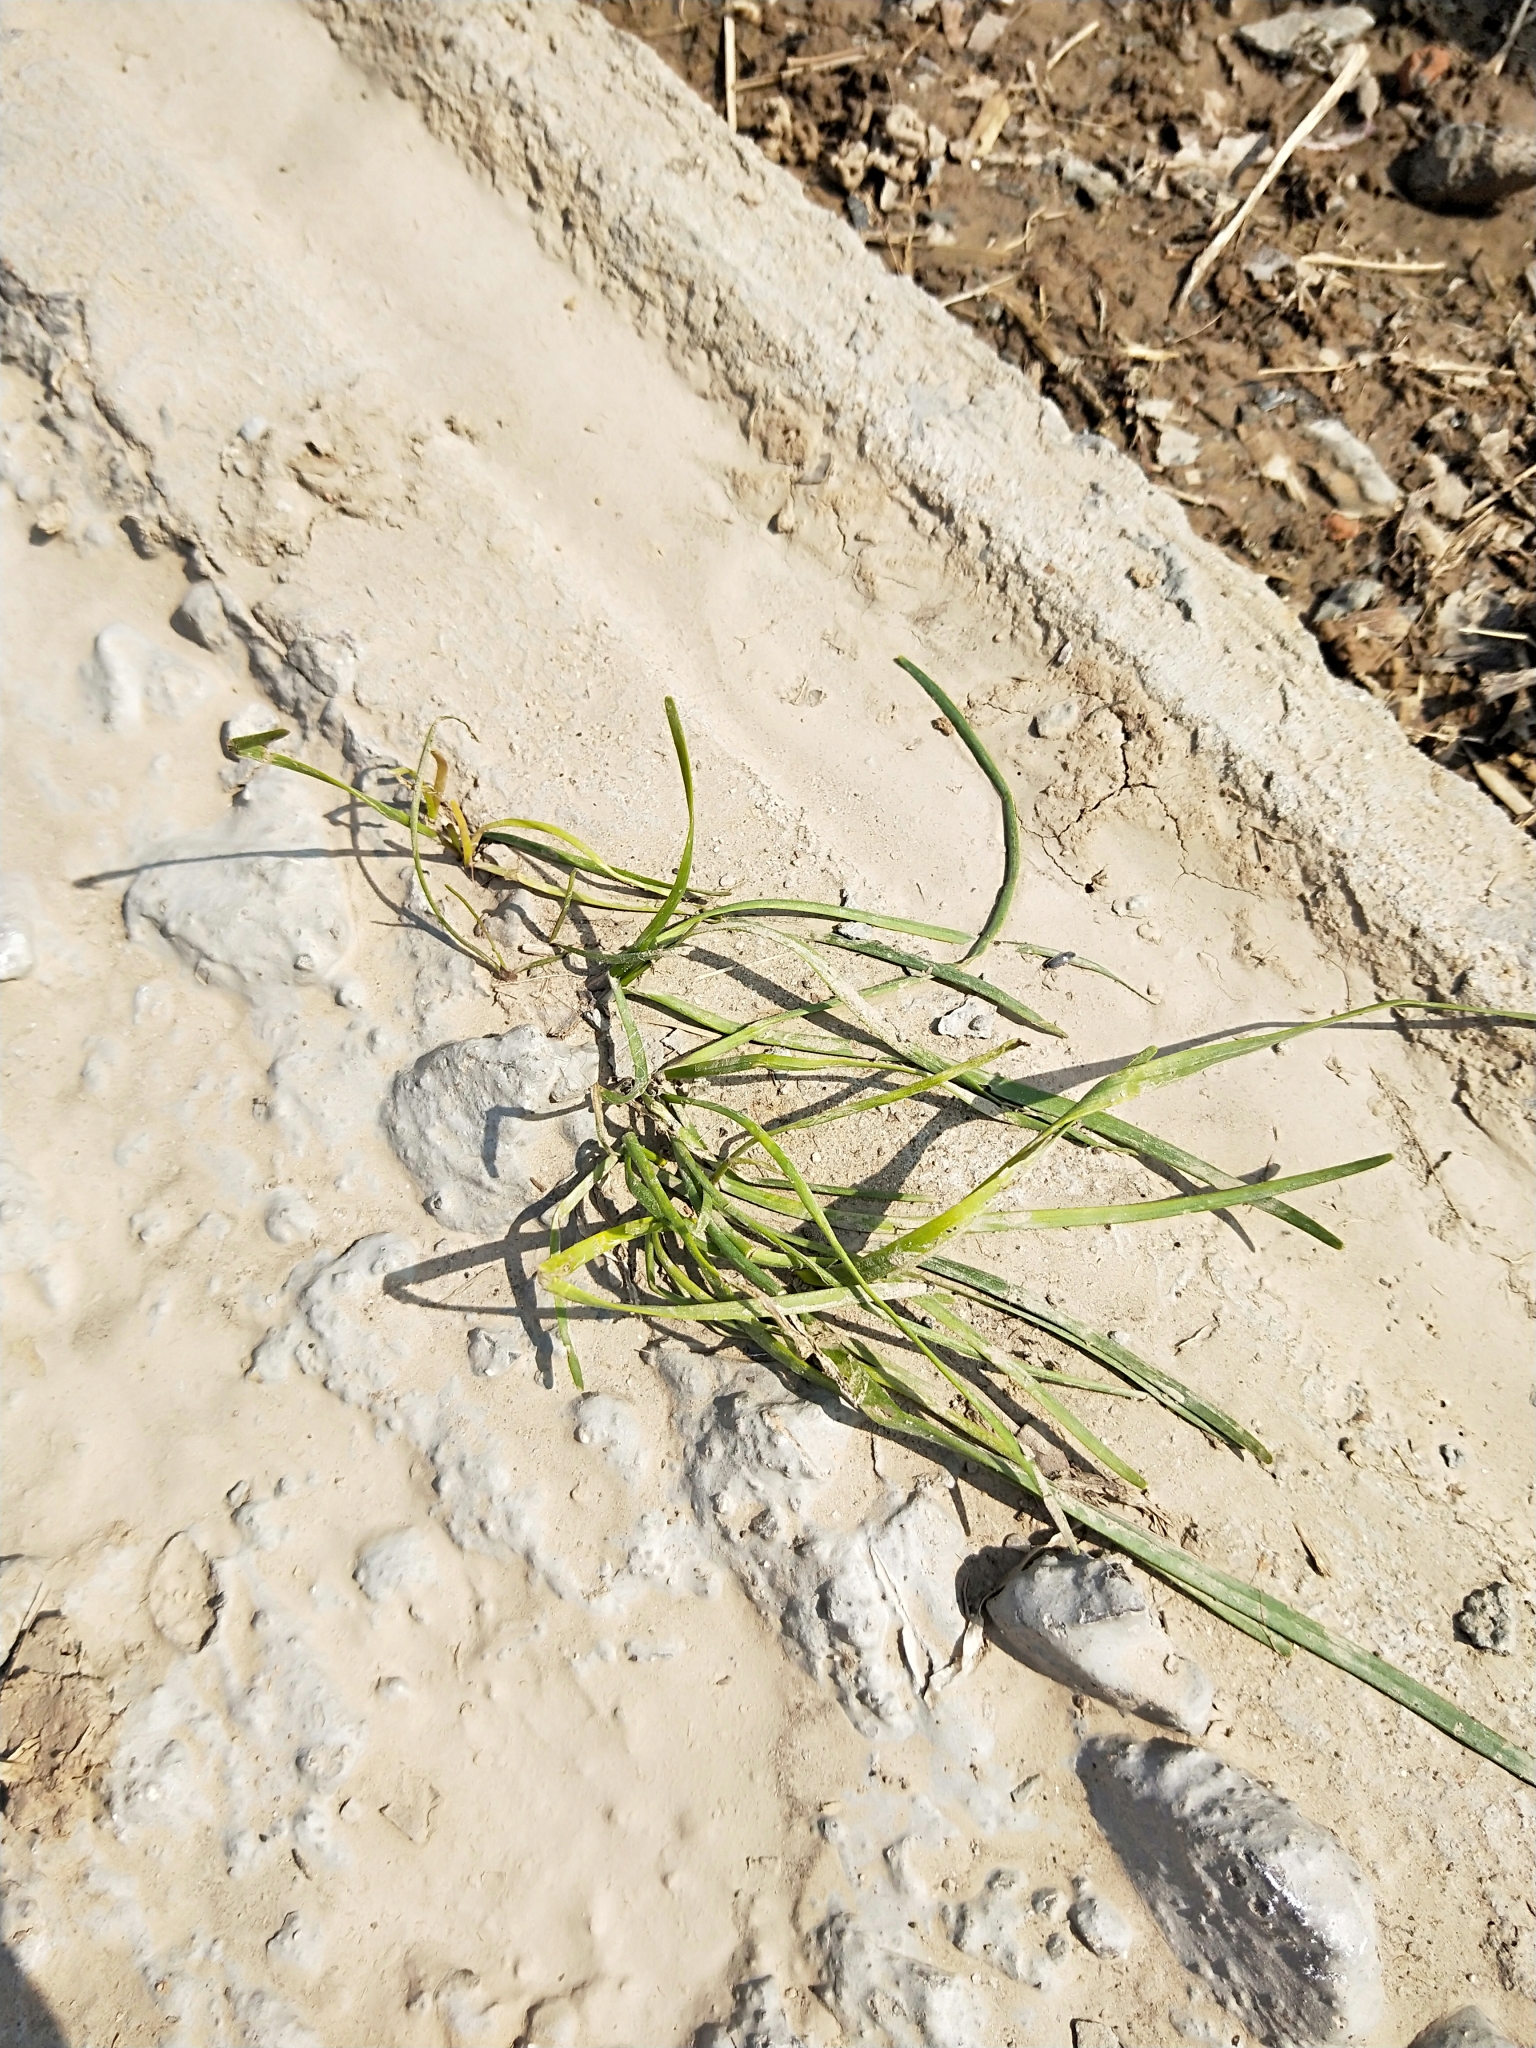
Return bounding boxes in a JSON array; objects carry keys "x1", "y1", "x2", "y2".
[
  {"x1": 1043, "y1": 951, "x2": 1075, "y2": 970},
  {"x1": 1396, "y1": 122, "x2": 1536, "y2": 212},
  {"x1": 172, "y1": 579, "x2": 231, "y2": 652},
  {"x1": 1455, "y1": 1582, "x2": 1515, "y2": 1654},
  {"x1": 1070, "y1": 1889, "x2": 1135, "y2": 1959},
  {"x1": 1032, "y1": 1886, "x2": 1067, "y2": 1921},
  {"x1": 467, "y1": 1326, "x2": 526, "y2": 1379},
  {"x1": 1439, "y1": 1442, "x2": 1465, "y2": 1469},
  {"x1": 1237, "y1": 5, "x2": 1374, "y2": 61},
  {"x1": 1156, "y1": 427, "x2": 1202, "y2": 470},
  {"x1": 1035, "y1": 700, "x2": 1081, "y2": 739},
  {"x1": 0, "y1": 916, "x2": 35, "y2": 982},
  {"x1": 264, "y1": 1190, "x2": 318, "y2": 1246},
  {"x1": 1314, "y1": 577, "x2": 1385, "y2": 625},
  {"x1": 935, "y1": 998, "x2": 997, "y2": 1040}
]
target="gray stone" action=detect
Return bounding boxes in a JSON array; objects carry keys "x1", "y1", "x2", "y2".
[
  {"x1": 1034, "y1": 699, "x2": 1081, "y2": 739},
  {"x1": 382, "y1": 1026, "x2": 598, "y2": 1230},
  {"x1": 934, "y1": 996, "x2": 997, "y2": 1039},
  {"x1": 171, "y1": 578, "x2": 233, "y2": 651},
  {"x1": 1071, "y1": 2024, "x2": 1123, "y2": 2048},
  {"x1": 986, "y1": 1551, "x2": 1215, "y2": 1736},
  {"x1": 1455, "y1": 1581, "x2": 1516, "y2": 1654},
  {"x1": 1078, "y1": 1737, "x2": 1384, "y2": 2047},
  {"x1": 1314, "y1": 577, "x2": 1385, "y2": 624},
  {"x1": 967, "y1": 10, "x2": 1010, "y2": 58},
  {"x1": 693, "y1": 1975, "x2": 804, "y2": 2048},
  {"x1": 124, "y1": 771, "x2": 354, "y2": 998},
  {"x1": 1048, "y1": 150, "x2": 1121, "y2": 208},
  {"x1": 467, "y1": 1325, "x2": 529, "y2": 1379},
  {"x1": 943, "y1": 1866, "x2": 1039, "y2": 1983},
  {"x1": 1300, "y1": 417, "x2": 1400, "y2": 510},
  {"x1": 1397, "y1": 124, "x2": 1536, "y2": 211},
  {"x1": 1407, "y1": 2006, "x2": 1521, "y2": 2048},
  {"x1": 1069, "y1": 1889, "x2": 1135, "y2": 1959},
  {"x1": 1155, "y1": 426, "x2": 1202, "y2": 471},
  {"x1": 1245, "y1": 245, "x2": 1295, "y2": 284},
  {"x1": 1238, "y1": 6, "x2": 1375, "y2": 63},
  {"x1": 0, "y1": 910, "x2": 33, "y2": 982}
]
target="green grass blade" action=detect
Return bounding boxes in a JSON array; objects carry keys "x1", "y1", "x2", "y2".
[
  {"x1": 965, "y1": 1152, "x2": 1392, "y2": 1231},
  {"x1": 224, "y1": 732, "x2": 424, "y2": 834},
  {"x1": 921, "y1": 1252, "x2": 1273, "y2": 1461},
  {"x1": 476, "y1": 815, "x2": 677, "y2": 894},
  {"x1": 542, "y1": 1274, "x2": 929, "y2": 1321},
  {"x1": 826, "y1": 932, "x2": 1064, "y2": 1036},
  {"x1": 658, "y1": 979, "x2": 914, "y2": 1072},
  {"x1": 769, "y1": 1043, "x2": 1023, "y2": 1133},
  {"x1": 895, "y1": 656, "x2": 1019, "y2": 965},
  {"x1": 1117, "y1": 998, "x2": 1536, "y2": 1094},
  {"x1": 879, "y1": 1048, "x2": 1161, "y2": 1262},
  {"x1": 919, "y1": 1295, "x2": 1148, "y2": 1489},
  {"x1": 1068, "y1": 1499, "x2": 1536, "y2": 1785},
  {"x1": 653, "y1": 898, "x2": 975, "y2": 949},
  {"x1": 605, "y1": 975, "x2": 652, "y2": 1096},
  {"x1": 625, "y1": 697, "x2": 696, "y2": 966},
  {"x1": 1000, "y1": 938, "x2": 1147, "y2": 999},
  {"x1": 979, "y1": 1076, "x2": 1344, "y2": 1248}
]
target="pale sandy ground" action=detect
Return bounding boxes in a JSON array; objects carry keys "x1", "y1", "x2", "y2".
[{"x1": 0, "y1": 7, "x2": 1532, "y2": 2047}]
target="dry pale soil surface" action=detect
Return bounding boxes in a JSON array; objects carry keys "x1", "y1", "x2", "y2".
[{"x1": 0, "y1": 6, "x2": 1532, "y2": 2048}]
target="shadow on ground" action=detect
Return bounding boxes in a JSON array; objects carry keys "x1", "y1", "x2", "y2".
[{"x1": 0, "y1": 1946, "x2": 67, "y2": 2048}]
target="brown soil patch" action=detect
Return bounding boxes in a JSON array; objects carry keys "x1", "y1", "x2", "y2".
[
  {"x1": 0, "y1": 1617, "x2": 114, "y2": 1837},
  {"x1": 592, "y1": 0, "x2": 1536, "y2": 831}
]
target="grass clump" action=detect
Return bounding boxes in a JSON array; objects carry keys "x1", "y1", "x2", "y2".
[{"x1": 230, "y1": 660, "x2": 1535, "y2": 1786}]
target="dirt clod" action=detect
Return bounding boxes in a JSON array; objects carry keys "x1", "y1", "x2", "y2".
[{"x1": 0, "y1": 1616, "x2": 114, "y2": 1836}]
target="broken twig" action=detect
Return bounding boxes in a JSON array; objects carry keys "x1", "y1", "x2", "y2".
[
  {"x1": 1175, "y1": 43, "x2": 1368, "y2": 312},
  {"x1": 993, "y1": 285, "x2": 1110, "y2": 424},
  {"x1": 1047, "y1": 19, "x2": 1100, "y2": 73},
  {"x1": 1489, "y1": 0, "x2": 1534, "y2": 74},
  {"x1": 943, "y1": 270, "x2": 1021, "y2": 310},
  {"x1": 1297, "y1": 254, "x2": 1446, "y2": 275}
]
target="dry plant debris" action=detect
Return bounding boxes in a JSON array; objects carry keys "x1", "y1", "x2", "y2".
[
  {"x1": 230, "y1": 660, "x2": 1535, "y2": 1784},
  {"x1": 594, "y1": 0, "x2": 1536, "y2": 829}
]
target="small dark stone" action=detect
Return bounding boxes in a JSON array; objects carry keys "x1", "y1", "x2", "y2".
[
  {"x1": 1455, "y1": 1582, "x2": 1515, "y2": 1654},
  {"x1": 1394, "y1": 123, "x2": 1536, "y2": 211},
  {"x1": 1314, "y1": 578, "x2": 1385, "y2": 625},
  {"x1": 845, "y1": 191, "x2": 874, "y2": 233},
  {"x1": 1407, "y1": 2005, "x2": 1521, "y2": 2048}
]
